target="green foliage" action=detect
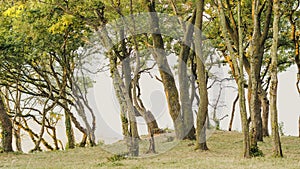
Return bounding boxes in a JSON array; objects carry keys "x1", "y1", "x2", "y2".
[
  {"x1": 106, "y1": 153, "x2": 127, "y2": 162},
  {"x1": 121, "y1": 114, "x2": 128, "y2": 124},
  {"x1": 97, "y1": 140, "x2": 105, "y2": 146},
  {"x1": 250, "y1": 145, "x2": 264, "y2": 157},
  {"x1": 278, "y1": 122, "x2": 285, "y2": 136}
]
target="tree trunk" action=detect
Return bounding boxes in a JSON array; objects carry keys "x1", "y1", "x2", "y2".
[
  {"x1": 79, "y1": 133, "x2": 87, "y2": 147},
  {"x1": 260, "y1": 89, "x2": 269, "y2": 137},
  {"x1": 0, "y1": 96, "x2": 13, "y2": 152},
  {"x1": 217, "y1": 0, "x2": 251, "y2": 157},
  {"x1": 145, "y1": 0, "x2": 184, "y2": 139},
  {"x1": 229, "y1": 94, "x2": 239, "y2": 131},
  {"x1": 249, "y1": 0, "x2": 272, "y2": 148},
  {"x1": 237, "y1": 0, "x2": 251, "y2": 157},
  {"x1": 14, "y1": 122, "x2": 22, "y2": 152},
  {"x1": 178, "y1": 10, "x2": 196, "y2": 140},
  {"x1": 112, "y1": 54, "x2": 139, "y2": 156},
  {"x1": 269, "y1": 0, "x2": 283, "y2": 157},
  {"x1": 98, "y1": 25, "x2": 140, "y2": 156},
  {"x1": 249, "y1": 60, "x2": 264, "y2": 145},
  {"x1": 194, "y1": 0, "x2": 209, "y2": 151},
  {"x1": 65, "y1": 110, "x2": 75, "y2": 149}
]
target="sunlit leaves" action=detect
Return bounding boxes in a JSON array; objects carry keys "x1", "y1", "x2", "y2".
[
  {"x1": 48, "y1": 14, "x2": 75, "y2": 34},
  {"x1": 3, "y1": 3, "x2": 25, "y2": 17}
]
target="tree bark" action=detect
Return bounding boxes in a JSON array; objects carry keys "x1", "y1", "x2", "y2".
[
  {"x1": 217, "y1": 0, "x2": 251, "y2": 157},
  {"x1": 14, "y1": 124, "x2": 22, "y2": 152},
  {"x1": 65, "y1": 110, "x2": 75, "y2": 149},
  {"x1": 249, "y1": 0, "x2": 272, "y2": 148},
  {"x1": 145, "y1": 0, "x2": 184, "y2": 139},
  {"x1": 0, "y1": 95, "x2": 13, "y2": 152},
  {"x1": 269, "y1": 0, "x2": 283, "y2": 157},
  {"x1": 260, "y1": 89, "x2": 269, "y2": 137},
  {"x1": 194, "y1": 0, "x2": 209, "y2": 151},
  {"x1": 229, "y1": 94, "x2": 239, "y2": 131},
  {"x1": 178, "y1": 10, "x2": 196, "y2": 140}
]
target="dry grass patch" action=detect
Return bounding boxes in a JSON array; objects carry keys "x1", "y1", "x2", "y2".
[{"x1": 0, "y1": 131, "x2": 299, "y2": 169}]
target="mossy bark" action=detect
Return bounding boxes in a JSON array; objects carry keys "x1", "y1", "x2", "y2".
[
  {"x1": 145, "y1": 0, "x2": 184, "y2": 139},
  {"x1": 0, "y1": 96, "x2": 13, "y2": 152},
  {"x1": 65, "y1": 110, "x2": 75, "y2": 149},
  {"x1": 217, "y1": 0, "x2": 251, "y2": 157},
  {"x1": 194, "y1": 0, "x2": 209, "y2": 151},
  {"x1": 269, "y1": 0, "x2": 283, "y2": 157}
]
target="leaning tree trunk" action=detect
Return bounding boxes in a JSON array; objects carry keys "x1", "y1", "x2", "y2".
[
  {"x1": 62, "y1": 90, "x2": 75, "y2": 149},
  {"x1": 145, "y1": 0, "x2": 184, "y2": 139},
  {"x1": 64, "y1": 108, "x2": 75, "y2": 149},
  {"x1": 0, "y1": 95, "x2": 13, "y2": 152},
  {"x1": 178, "y1": 10, "x2": 196, "y2": 140},
  {"x1": 269, "y1": 0, "x2": 283, "y2": 157},
  {"x1": 194, "y1": 0, "x2": 209, "y2": 151},
  {"x1": 229, "y1": 94, "x2": 239, "y2": 131}
]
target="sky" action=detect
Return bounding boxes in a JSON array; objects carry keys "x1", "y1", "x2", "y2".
[
  {"x1": 90, "y1": 59, "x2": 300, "y2": 144},
  {"x1": 18, "y1": 58, "x2": 299, "y2": 153}
]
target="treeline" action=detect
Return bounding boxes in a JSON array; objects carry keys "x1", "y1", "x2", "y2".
[{"x1": 0, "y1": 0, "x2": 299, "y2": 159}]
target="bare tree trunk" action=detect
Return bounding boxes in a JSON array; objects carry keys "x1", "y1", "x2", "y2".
[
  {"x1": 0, "y1": 95, "x2": 13, "y2": 152},
  {"x1": 15, "y1": 120, "x2": 54, "y2": 151},
  {"x1": 64, "y1": 110, "x2": 75, "y2": 149},
  {"x1": 59, "y1": 103, "x2": 87, "y2": 147},
  {"x1": 145, "y1": 0, "x2": 184, "y2": 139},
  {"x1": 194, "y1": 0, "x2": 209, "y2": 151},
  {"x1": 132, "y1": 76, "x2": 158, "y2": 154},
  {"x1": 97, "y1": 8, "x2": 140, "y2": 154},
  {"x1": 72, "y1": 80, "x2": 96, "y2": 147},
  {"x1": 269, "y1": 0, "x2": 283, "y2": 157},
  {"x1": 260, "y1": 89, "x2": 269, "y2": 137},
  {"x1": 179, "y1": 10, "x2": 196, "y2": 140},
  {"x1": 14, "y1": 124, "x2": 22, "y2": 152},
  {"x1": 79, "y1": 133, "x2": 87, "y2": 147},
  {"x1": 237, "y1": 0, "x2": 251, "y2": 157},
  {"x1": 229, "y1": 94, "x2": 239, "y2": 131},
  {"x1": 217, "y1": 0, "x2": 251, "y2": 157},
  {"x1": 249, "y1": 0, "x2": 272, "y2": 148}
]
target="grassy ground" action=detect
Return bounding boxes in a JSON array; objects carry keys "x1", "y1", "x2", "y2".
[{"x1": 0, "y1": 131, "x2": 299, "y2": 169}]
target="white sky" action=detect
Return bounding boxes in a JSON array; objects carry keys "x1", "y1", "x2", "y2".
[{"x1": 90, "y1": 60, "x2": 300, "y2": 144}]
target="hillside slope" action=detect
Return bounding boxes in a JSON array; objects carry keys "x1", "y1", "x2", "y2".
[{"x1": 0, "y1": 131, "x2": 299, "y2": 169}]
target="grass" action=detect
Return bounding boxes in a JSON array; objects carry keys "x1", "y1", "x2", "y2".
[{"x1": 0, "y1": 131, "x2": 299, "y2": 169}]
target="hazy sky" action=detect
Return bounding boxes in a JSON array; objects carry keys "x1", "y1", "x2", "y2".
[
  {"x1": 90, "y1": 58, "x2": 300, "y2": 144},
  {"x1": 18, "y1": 60, "x2": 299, "y2": 152}
]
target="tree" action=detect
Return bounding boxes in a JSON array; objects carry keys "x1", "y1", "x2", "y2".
[
  {"x1": 145, "y1": 0, "x2": 185, "y2": 139},
  {"x1": 0, "y1": 0, "x2": 98, "y2": 150},
  {"x1": 0, "y1": 93, "x2": 13, "y2": 152},
  {"x1": 269, "y1": 0, "x2": 283, "y2": 157},
  {"x1": 194, "y1": 0, "x2": 209, "y2": 151},
  {"x1": 217, "y1": 0, "x2": 250, "y2": 157}
]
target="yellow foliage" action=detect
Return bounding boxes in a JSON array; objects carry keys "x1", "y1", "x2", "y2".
[
  {"x1": 48, "y1": 14, "x2": 75, "y2": 34},
  {"x1": 3, "y1": 4, "x2": 25, "y2": 17}
]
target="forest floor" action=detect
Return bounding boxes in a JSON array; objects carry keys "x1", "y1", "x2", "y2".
[{"x1": 0, "y1": 130, "x2": 299, "y2": 169}]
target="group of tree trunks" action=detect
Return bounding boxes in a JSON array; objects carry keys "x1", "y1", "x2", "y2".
[{"x1": 1, "y1": 0, "x2": 298, "y2": 159}]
